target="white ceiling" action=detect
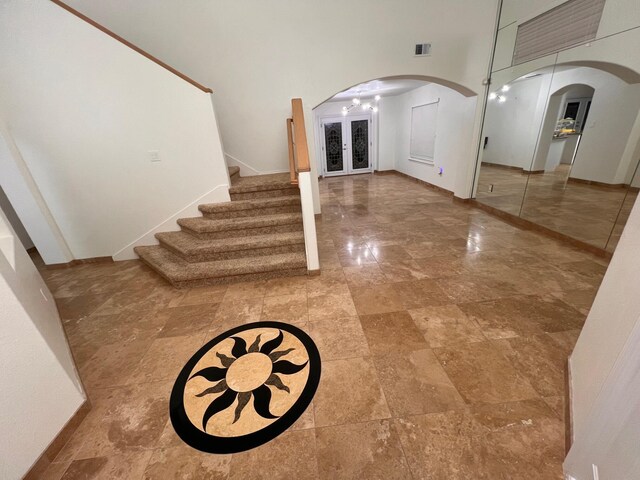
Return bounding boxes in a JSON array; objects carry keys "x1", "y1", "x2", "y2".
[{"x1": 327, "y1": 79, "x2": 428, "y2": 102}]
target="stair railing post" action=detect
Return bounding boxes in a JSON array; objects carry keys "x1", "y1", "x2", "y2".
[{"x1": 289, "y1": 98, "x2": 319, "y2": 273}]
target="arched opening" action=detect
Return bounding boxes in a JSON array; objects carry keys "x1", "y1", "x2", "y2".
[
  {"x1": 476, "y1": 61, "x2": 640, "y2": 251},
  {"x1": 532, "y1": 83, "x2": 595, "y2": 179},
  {"x1": 312, "y1": 76, "x2": 478, "y2": 195},
  {"x1": 555, "y1": 61, "x2": 640, "y2": 84},
  {"x1": 314, "y1": 75, "x2": 478, "y2": 108}
]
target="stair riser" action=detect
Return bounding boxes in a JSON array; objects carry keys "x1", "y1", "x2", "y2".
[
  {"x1": 202, "y1": 205, "x2": 301, "y2": 220},
  {"x1": 169, "y1": 267, "x2": 308, "y2": 288},
  {"x1": 183, "y1": 222, "x2": 303, "y2": 240},
  {"x1": 160, "y1": 241, "x2": 306, "y2": 263},
  {"x1": 230, "y1": 189, "x2": 299, "y2": 200}
]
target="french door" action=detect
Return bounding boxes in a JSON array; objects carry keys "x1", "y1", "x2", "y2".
[{"x1": 321, "y1": 115, "x2": 372, "y2": 176}]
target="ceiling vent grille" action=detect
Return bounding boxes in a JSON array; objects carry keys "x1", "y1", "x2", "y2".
[
  {"x1": 415, "y1": 43, "x2": 431, "y2": 56},
  {"x1": 513, "y1": 0, "x2": 605, "y2": 65}
]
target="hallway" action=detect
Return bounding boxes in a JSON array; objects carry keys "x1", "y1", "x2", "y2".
[{"x1": 36, "y1": 173, "x2": 606, "y2": 479}]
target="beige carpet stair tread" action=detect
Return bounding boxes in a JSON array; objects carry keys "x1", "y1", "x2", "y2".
[
  {"x1": 198, "y1": 196, "x2": 300, "y2": 214},
  {"x1": 135, "y1": 245, "x2": 307, "y2": 282},
  {"x1": 135, "y1": 171, "x2": 309, "y2": 286},
  {"x1": 178, "y1": 212, "x2": 303, "y2": 233},
  {"x1": 156, "y1": 231, "x2": 305, "y2": 254},
  {"x1": 229, "y1": 173, "x2": 296, "y2": 193},
  {"x1": 232, "y1": 172, "x2": 290, "y2": 186}
]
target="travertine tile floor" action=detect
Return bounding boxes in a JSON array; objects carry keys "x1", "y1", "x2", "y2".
[
  {"x1": 476, "y1": 163, "x2": 638, "y2": 251},
  {"x1": 37, "y1": 173, "x2": 610, "y2": 479}
]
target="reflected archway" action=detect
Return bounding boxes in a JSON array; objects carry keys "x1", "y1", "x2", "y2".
[{"x1": 475, "y1": 60, "x2": 640, "y2": 252}]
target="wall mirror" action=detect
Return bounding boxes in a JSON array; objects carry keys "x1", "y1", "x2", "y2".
[{"x1": 474, "y1": 0, "x2": 640, "y2": 254}]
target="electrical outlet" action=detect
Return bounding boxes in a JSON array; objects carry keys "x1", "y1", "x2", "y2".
[
  {"x1": 149, "y1": 150, "x2": 161, "y2": 162},
  {"x1": 592, "y1": 464, "x2": 599, "y2": 480}
]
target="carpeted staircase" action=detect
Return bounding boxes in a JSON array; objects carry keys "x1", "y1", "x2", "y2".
[{"x1": 134, "y1": 167, "x2": 308, "y2": 287}]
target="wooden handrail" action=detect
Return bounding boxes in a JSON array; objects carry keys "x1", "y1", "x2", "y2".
[
  {"x1": 291, "y1": 98, "x2": 311, "y2": 173},
  {"x1": 50, "y1": 0, "x2": 213, "y2": 93},
  {"x1": 286, "y1": 118, "x2": 298, "y2": 185},
  {"x1": 285, "y1": 99, "x2": 320, "y2": 272}
]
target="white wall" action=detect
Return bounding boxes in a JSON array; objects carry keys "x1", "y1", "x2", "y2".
[
  {"x1": 0, "y1": 126, "x2": 74, "y2": 265},
  {"x1": 377, "y1": 96, "x2": 402, "y2": 172},
  {"x1": 0, "y1": 207, "x2": 85, "y2": 480},
  {"x1": 482, "y1": 74, "x2": 552, "y2": 170},
  {"x1": 62, "y1": 0, "x2": 499, "y2": 199},
  {"x1": 0, "y1": 185, "x2": 33, "y2": 251},
  {"x1": 564, "y1": 194, "x2": 640, "y2": 480},
  {"x1": 596, "y1": 0, "x2": 640, "y2": 38},
  {"x1": 617, "y1": 109, "x2": 640, "y2": 185},
  {"x1": 383, "y1": 83, "x2": 477, "y2": 193},
  {"x1": 0, "y1": 0, "x2": 229, "y2": 263},
  {"x1": 531, "y1": 91, "x2": 566, "y2": 172}
]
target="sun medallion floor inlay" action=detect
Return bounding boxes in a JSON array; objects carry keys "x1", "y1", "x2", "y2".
[
  {"x1": 32, "y1": 173, "x2": 611, "y2": 479},
  {"x1": 170, "y1": 322, "x2": 321, "y2": 453}
]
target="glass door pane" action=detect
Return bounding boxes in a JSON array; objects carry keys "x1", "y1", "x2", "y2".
[
  {"x1": 323, "y1": 121, "x2": 345, "y2": 174},
  {"x1": 350, "y1": 119, "x2": 369, "y2": 171}
]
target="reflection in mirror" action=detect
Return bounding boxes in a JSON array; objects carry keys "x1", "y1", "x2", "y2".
[
  {"x1": 473, "y1": 0, "x2": 640, "y2": 256},
  {"x1": 607, "y1": 164, "x2": 640, "y2": 252},
  {"x1": 519, "y1": 65, "x2": 640, "y2": 249},
  {"x1": 476, "y1": 70, "x2": 552, "y2": 216},
  {"x1": 475, "y1": 59, "x2": 640, "y2": 254}
]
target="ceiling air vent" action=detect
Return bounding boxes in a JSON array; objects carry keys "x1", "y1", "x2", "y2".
[{"x1": 415, "y1": 43, "x2": 431, "y2": 56}]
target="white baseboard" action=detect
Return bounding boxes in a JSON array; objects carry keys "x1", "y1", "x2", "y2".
[
  {"x1": 224, "y1": 153, "x2": 288, "y2": 177},
  {"x1": 112, "y1": 184, "x2": 230, "y2": 261}
]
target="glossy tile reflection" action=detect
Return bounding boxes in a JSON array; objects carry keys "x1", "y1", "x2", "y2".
[
  {"x1": 36, "y1": 173, "x2": 608, "y2": 479},
  {"x1": 477, "y1": 164, "x2": 638, "y2": 250}
]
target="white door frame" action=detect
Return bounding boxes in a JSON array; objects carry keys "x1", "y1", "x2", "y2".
[
  {"x1": 316, "y1": 111, "x2": 377, "y2": 177},
  {"x1": 345, "y1": 114, "x2": 374, "y2": 175},
  {"x1": 319, "y1": 116, "x2": 348, "y2": 177}
]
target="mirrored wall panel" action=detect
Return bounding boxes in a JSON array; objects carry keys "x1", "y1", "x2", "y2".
[
  {"x1": 476, "y1": 64, "x2": 553, "y2": 216},
  {"x1": 475, "y1": 0, "x2": 640, "y2": 253}
]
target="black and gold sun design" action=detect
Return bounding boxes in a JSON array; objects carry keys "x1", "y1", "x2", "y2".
[
  {"x1": 189, "y1": 330, "x2": 308, "y2": 431},
  {"x1": 170, "y1": 321, "x2": 321, "y2": 454}
]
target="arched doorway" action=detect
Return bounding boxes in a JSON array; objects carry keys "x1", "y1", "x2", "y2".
[
  {"x1": 532, "y1": 83, "x2": 595, "y2": 178},
  {"x1": 312, "y1": 76, "x2": 478, "y2": 190}
]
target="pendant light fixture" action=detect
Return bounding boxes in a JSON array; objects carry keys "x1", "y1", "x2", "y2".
[{"x1": 342, "y1": 93, "x2": 380, "y2": 115}]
